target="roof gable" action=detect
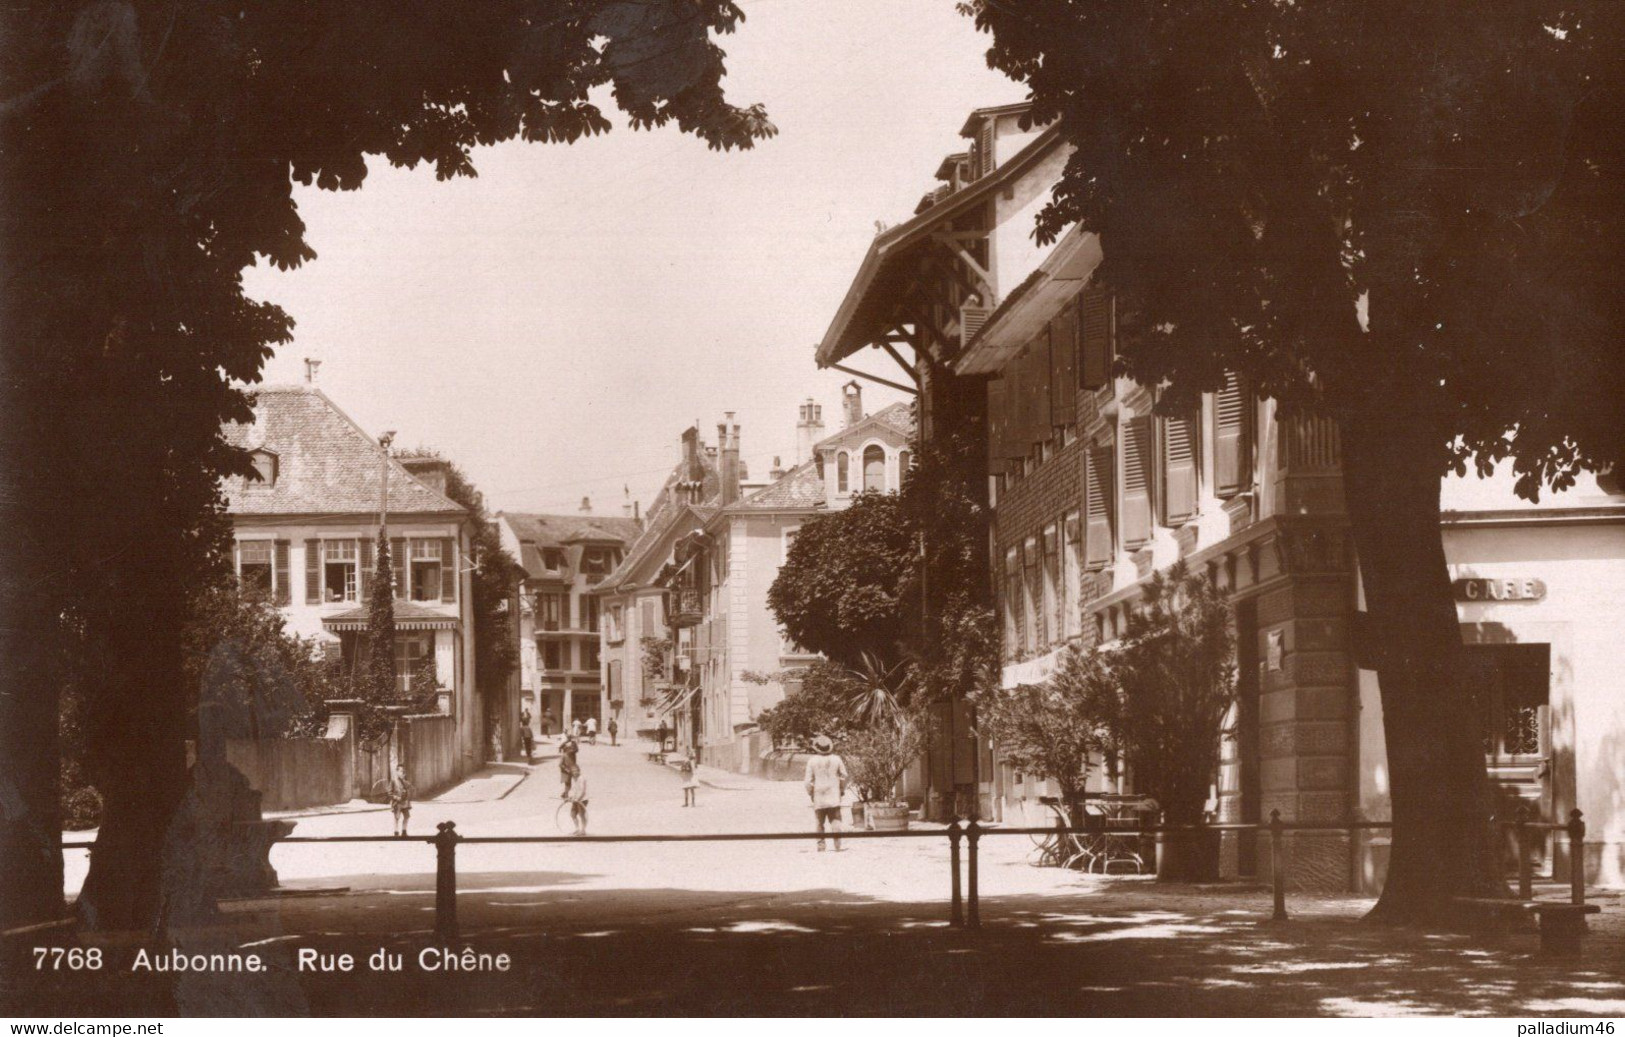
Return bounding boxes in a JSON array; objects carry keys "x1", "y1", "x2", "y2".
[
  {"x1": 223, "y1": 386, "x2": 465, "y2": 518},
  {"x1": 814, "y1": 402, "x2": 916, "y2": 452},
  {"x1": 731, "y1": 459, "x2": 827, "y2": 512}
]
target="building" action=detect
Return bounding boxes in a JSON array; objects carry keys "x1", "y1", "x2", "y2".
[
  {"x1": 496, "y1": 505, "x2": 639, "y2": 738},
  {"x1": 598, "y1": 397, "x2": 915, "y2": 773},
  {"x1": 820, "y1": 100, "x2": 1625, "y2": 889},
  {"x1": 222, "y1": 376, "x2": 482, "y2": 779}
]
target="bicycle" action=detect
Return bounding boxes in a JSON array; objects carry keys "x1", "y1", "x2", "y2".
[{"x1": 1019, "y1": 796, "x2": 1092, "y2": 870}]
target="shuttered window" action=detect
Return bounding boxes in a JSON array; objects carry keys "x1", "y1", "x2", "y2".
[
  {"x1": 1084, "y1": 442, "x2": 1114, "y2": 569},
  {"x1": 1122, "y1": 418, "x2": 1153, "y2": 549},
  {"x1": 1050, "y1": 303, "x2": 1078, "y2": 427},
  {"x1": 1042, "y1": 524, "x2": 1062, "y2": 647},
  {"x1": 960, "y1": 301, "x2": 992, "y2": 349},
  {"x1": 1002, "y1": 354, "x2": 1028, "y2": 459},
  {"x1": 391, "y1": 538, "x2": 406, "y2": 596},
  {"x1": 1004, "y1": 548, "x2": 1022, "y2": 653},
  {"x1": 1214, "y1": 371, "x2": 1251, "y2": 498},
  {"x1": 305, "y1": 540, "x2": 321, "y2": 604},
  {"x1": 986, "y1": 377, "x2": 1007, "y2": 466},
  {"x1": 1026, "y1": 332, "x2": 1052, "y2": 440},
  {"x1": 273, "y1": 540, "x2": 291, "y2": 606},
  {"x1": 1062, "y1": 512, "x2": 1083, "y2": 638},
  {"x1": 1161, "y1": 413, "x2": 1199, "y2": 526},
  {"x1": 440, "y1": 537, "x2": 456, "y2": 603},
  {"x1": 641, "y1": 599, "x2": 655, "y2": 638},
  {"x1": 1022, "y1": 538, "x2": 1042, "y2": 652},
  {"x1": 1079, "y1": 286, "x2": 1113, "y2": 390},
  {"x1": 360, "y1": 536, "x2": 375, "y2": 599}
]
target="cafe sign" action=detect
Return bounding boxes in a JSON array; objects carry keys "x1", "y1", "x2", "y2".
[{"x1": 1453, "y1": 577, "x2": 1546, "y2": 603}]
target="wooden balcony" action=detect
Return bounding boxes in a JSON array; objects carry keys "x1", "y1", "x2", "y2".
[{"x1": 670, "y1": 588, "x2": 703, "y2": 628}]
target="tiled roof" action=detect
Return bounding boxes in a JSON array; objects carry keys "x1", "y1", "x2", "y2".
[
  {"x1": 731, "y1": 460, "x2": 827, "y2": 512},
  {"x1": 812, "y1": 401, "x2": 916, "y2": 451},
  {"x1": 498, "y1": 512, "x2": 641, "y2": 550},
  {"x1": 223, "y1": 386, "x2": 465, "y2": 517}
]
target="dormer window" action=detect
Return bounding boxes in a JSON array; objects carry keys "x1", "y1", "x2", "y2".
[
  {"x1": 542, "y1": 548, "x2": 565, "y2": 573},
  {"x1": 249, "y1": 449, "x2": 278, "y2": 486}
]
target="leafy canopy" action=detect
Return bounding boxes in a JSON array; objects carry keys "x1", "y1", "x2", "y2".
[{"x1": 961, "y1": 0, "x2": 1624, "y2": 493}]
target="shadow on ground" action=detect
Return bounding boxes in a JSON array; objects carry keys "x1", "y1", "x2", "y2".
[{"x1": 7, "y1": 873, "x2": 1623, "y2": 1017}]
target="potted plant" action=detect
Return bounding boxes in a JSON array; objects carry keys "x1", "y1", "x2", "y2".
[{"x1": 839, "y1": 709, "x2": 929, "y2": 831}]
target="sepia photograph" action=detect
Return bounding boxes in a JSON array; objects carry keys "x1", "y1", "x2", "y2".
[{"x1": 1, "y1": 0, "x2": 1623, "y2": 1024}]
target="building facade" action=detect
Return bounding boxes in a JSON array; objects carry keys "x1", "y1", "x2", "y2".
[
  {"x1": 497, "y1": 507, "x2": 639, "y2": 738},
  {"x1": 815, "y1": 100, "x2": 1625, "y2": 888},
  {"x1": 222, "y1": 381, "x2": 482, "y2": 777}
]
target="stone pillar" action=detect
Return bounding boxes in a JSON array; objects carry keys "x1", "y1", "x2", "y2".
[{"x1": 1255, "y1": 522, "x2": 1357, "y2": 892}]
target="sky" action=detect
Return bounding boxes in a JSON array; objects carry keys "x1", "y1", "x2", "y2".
[{"x1": 240, "y1": 0, "x2": 1026, "y2": 518}]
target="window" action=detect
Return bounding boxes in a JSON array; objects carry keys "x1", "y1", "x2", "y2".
[
  {"x1": 409, "y1": 539, "x2": 448, "y2": 604},
  {"x1": 1214, "y1": 371, "x2": 1252, "y2": 498},
  {"x1": 1022, "y1": 538, "x2": 1042, "y2": 653},
  {"x1": 1122, "y1": 417, "x2": 1153, "y2": 549},
  {"x1": 1079, "y1": 286, "x2": 1113, "y2": 391},
  {"x1": 1161, "y1": 412, "x2": 1199, "y2": 526},
  {"x1": 537, "y1": 592, "x2": 566, "y2": 631},
  {"x1": 542, "y1": 547, "x2": 565, "y2": 573},
  {"x1": 1083, "y1": 440, "x2": 1115, "y2": 569},
  {"x1": 581, "y1": 547, "x2": 611, "y2": 576},
  {"x1": 863, "y1": 445, "x2": 887, "y2": 492},
  {"x1": 837, "y1": 451, "x2": 849, "y2": 493},
  {"x1": 239, "y1": 540, "x2": 274, "y2": 595},
  {"x1": 394, "y1": 633, "x2": 434, "y2": 694},
  {"x1": 608, "y1": 605, "x2": 624, "y2": 643},
  {"x1": 1062, "y1": 512, "x2": 1083, "y2": 639},
  {"x1": 1042, "y1": 524, "x2": 1061, "y2": 647},
  {"x1": 249, "y1": 450, "x2": 278, "y2": 486},
  {"x1": 541, "y1": 639, "x2": 566, "y2": 671},
  {"x1": 323, "y1": 539, "x2": 359, "y2": 603},
  {"x1": 581, "y1": 595, "x2": 600, "y2": 632},
  {"x1": 582, "y1": 638, "x2": 601, "y2": 671},
  {"x1": 1003, "y1": 548, "x2": 1022, "y2": 653},
  {"x1": 640, "y1": 598, "x2": 656, "y2": 638}
]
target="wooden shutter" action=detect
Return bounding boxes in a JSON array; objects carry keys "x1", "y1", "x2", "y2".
[
  {"x1": 1026, "y1": 332, "x2": 1052, "y2": 438},
  {"x1": 1002, "y1": 355, "x2": 1027, "y2": 459},
  {"x1": 1080, "y1": 287, "x2": 1112, "y2": 390},
  {"x1": 960, "y1": 301, "x2": 992, "y2": 349},
  {"x1": 1122, "y1": 418, "x2": 1153, "y2": 549},
  {"x1": 274, "y1": 540, "x2": 291, "y2": 606},
  {"x1": 1084, "y1": 443, "x2": 1114, "y2": 569},
  {"x1": 391, "y1": 537, "x2": 406, "y2": 596},
  {"x1": 440, "y1": 537, "x2": 456, "y2": 603},
  {"x1": 305, "y1": 540, "x2": 321, "y2": 604},
  {"x1": 1215, "y1": 371, "x2": 1250, "y2": 498},
  {"x1": 1161, "y1": 413, "x2": 1198, "y2": 526},
  {"x1": 641, "y1": 599, "x2": 655, "y2": 636},
  {"x1": 360, "y1": 536, "x2": 374, "y2": 599},
  {"x1": 987, "y1": 377, "x2": 1008, "y2": 465},
  {"x1": 1050, "y1": 303, "x2": 1078, "y2": 426}
]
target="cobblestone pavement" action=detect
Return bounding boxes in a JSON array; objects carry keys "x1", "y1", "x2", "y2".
[{"x1": 24, "y1": 742, "x2": 1624, "y2": 1016}]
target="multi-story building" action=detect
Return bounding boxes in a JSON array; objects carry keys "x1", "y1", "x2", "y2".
[
  {"x1": 496, "y1": 506, "x2": 639, "y2": 737},
  {"x1": 598, "y1": 397, "x2": 914, "y2": 773},
  {"x1": 222, "y1": 375, "x2": 482, "y2": 777},
  {"x1": 818, "y1": 100, "x2": 1625, "y2": 889}
]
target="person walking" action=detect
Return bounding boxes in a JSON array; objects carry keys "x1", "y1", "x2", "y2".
[
  {"x1": 539, "y1": 706, "x2": 555, "y2": 741},
  {"x1": 559, "y1": 734, "x2": 579, "y2": 795},
  {"x1": 563, "y1": 765, "x2": 589, "y2": 836},
  {"x1": 804, "y1": 735, "x2": 848, "y2": 852},
  {"x1": 585, "y1": 715, "x2": 598, "y2": 745},
  {"x1": 607, "y1": 717, "x2": 618, "y2": 747},
  {"x1": 656, "y1": 719, "x2": 671, "y2": 753},
  {"x1": 680, "y1": 750, "x2": 699, "y2": 807},
  {"x1": 519, "y1": 706, "x2": 535, "y2": 762},
  {"x1": 571, "y1": 717, "x2": 583, "y2": 740}
]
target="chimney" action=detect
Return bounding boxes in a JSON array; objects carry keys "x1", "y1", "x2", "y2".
[
  {"x1": 622, "y1": 485, "x2": 633, "y2": 518},
  {"x1": 795, "y1": 398, "x2": 825, "y2": 463},
  {"x1": 579, "y1": 496, "x2": 592, "y2": 514},
  {"x1": 399, "y1": 455, "x2": 449, "y2": 497},
  {"x1": 841, "y1": 380, "x2": 864, "y2": 428},
  {"x1": 718, "y1": 412, "x2": 741, "y2": 507},
  {"x1": 304, "y1": 358, "x2": 321, "y2": 385},
  {"x1": 680, "y1": 425, "x2": 703, "y2": 504},
  {"x1": 769, "y1": 455, "x2": 786, "y2": 481}
]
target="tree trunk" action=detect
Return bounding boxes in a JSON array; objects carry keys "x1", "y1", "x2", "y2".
[
  {"x1": 76, "y1": 592, "x2": 190, "y2": 931},
  {"x1": 1340, "y1": 407, "x2": 1507, "y2": 924},
  {"x1": 0, "y1": 614, "x2": 66, "y2": 927}
]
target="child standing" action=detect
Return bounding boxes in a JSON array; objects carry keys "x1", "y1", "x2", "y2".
[
  {"x1": 377, "y1": 764, "x2": 415, "y2": 837},
  {"x1": 680, "y1": 751, "x2": 699, "y2": 807},
  {"x1": 564, "y1": 768, "x2": 589, "y2": 835}
]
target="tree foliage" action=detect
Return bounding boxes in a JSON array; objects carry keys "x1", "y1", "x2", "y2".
[
  {"x1": 839, "y1": 710, "x2": 930, "y2": 807},
  {"x1": 977, "y1": 644, "x2": 1111, "y2": 813},
  {"x1": 364, "y1": 529, "x2": 399, "y2": 706},
  {"x1": 767, "y1": 492, "x2": 916, "y2": 668},
  {"x1": 959, "y1": 0, "x2": 1624, "y2": 920},
  {"x1": 0, "y1": 0, "x2": 772, "y2": 929}
]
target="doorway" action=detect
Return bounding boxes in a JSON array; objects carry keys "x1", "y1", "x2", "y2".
[{"x1": 1462, "y1": 643, "x2": 1553, "y2": 874}]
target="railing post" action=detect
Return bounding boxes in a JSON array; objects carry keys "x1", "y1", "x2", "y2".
[
  {"x1": 966, "y1": 819, "x2": 981, "y2": 930},
  {"x1": 948, "y1": 820, "x2": 964, "y2": 928},
  {"x1": 1269, "y1": 810, "x2": 1287, "y2": 922},
  {"x1": 1515, "y1": 803, "x2": 1533, "y2": 901},
  {"x1": 1567, "y1": 809, "x2": 1586, "y2": 906},
  {"x1": 434, "y1": 821, "x2": 461, "y2": 941}
]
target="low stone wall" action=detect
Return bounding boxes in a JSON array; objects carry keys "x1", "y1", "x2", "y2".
[
  {"x1": 401, "y1": 713, "x2": 460, "y2": 798},
  {"x1": 225, "y1": 714, "x2": 355, "y2": 812}
]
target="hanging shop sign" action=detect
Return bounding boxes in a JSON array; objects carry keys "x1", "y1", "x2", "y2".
[{"x1": 1453, "y1": 577, "x2": 1546, "y2": 603}]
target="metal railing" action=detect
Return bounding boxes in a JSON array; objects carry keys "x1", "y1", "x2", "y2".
[{"x1": 58, "y1": 809, "x2": 1592, "y2": 941}]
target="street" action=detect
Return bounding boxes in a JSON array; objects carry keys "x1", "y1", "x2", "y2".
[{"x1": 24, "y1": 744, "x2": 1625, "y2": 1017}]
